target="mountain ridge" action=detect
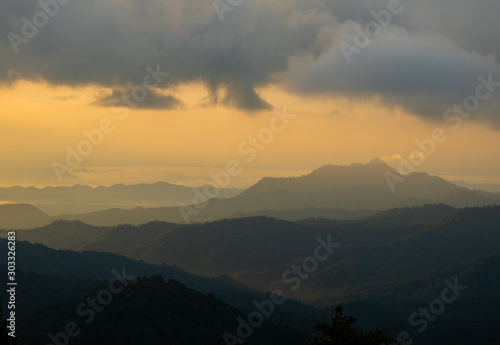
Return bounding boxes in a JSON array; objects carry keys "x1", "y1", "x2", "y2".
[{"x1": 1, "y1": 160, "x2": 499, "y2": 228}]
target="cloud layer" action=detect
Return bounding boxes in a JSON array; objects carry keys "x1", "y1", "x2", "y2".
[
  {"x1": 1, "y1": 0, "x2": 330, "y2": 110},
  {"x1": 1, "y1": 0, "x2": 500, "y2": 124}
]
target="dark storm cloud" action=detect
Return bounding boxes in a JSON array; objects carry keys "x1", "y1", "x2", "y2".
[
  {"x1": 323, "y1": 0, "x2": 500, "y2": 62},
  {"x1": 281, "y1": 0, "x2": 500, "y2": 126},
  {"x1": 285, "y1": 29, "x2": 500, "y2": 124},
  {"x1": 93, "y1": 89, "x2": 182, "y2": 110},
  {"x1": 1, "y1": 0, "x2": 500, "y2": 124},
  {"x1": 0, "y1": 0, "x2": 331, "y2": 110}
]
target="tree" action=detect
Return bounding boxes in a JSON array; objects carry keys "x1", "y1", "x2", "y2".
[{"x1": 310, "y1": 306, "x2": 399, "y2": 345}]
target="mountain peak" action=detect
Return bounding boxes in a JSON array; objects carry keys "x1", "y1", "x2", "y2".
[
  {"x1": 310, "y1": 159, "x2": 392, "y2": 176},
  {"x1": 367, "y1": 158, "x2": 389, "y2": 167}
]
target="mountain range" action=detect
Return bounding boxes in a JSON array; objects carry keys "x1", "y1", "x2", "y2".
[
  {"x1": 10, "y1": 204, "x2": 500, "y2": 307},
  {"x1": 3, "y1": 160, "x2": 500, "y2": 345},
  {"x1": 1, "y1": 160, "x2": 499, "y2": 229},
  {"x1": 0, "y1": 182, "x2": 242, "y2": 215},
  {"x1": 4, "y1": 204, "x2": 500, "y2": 345}
]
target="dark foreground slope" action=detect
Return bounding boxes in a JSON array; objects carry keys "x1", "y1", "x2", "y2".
[
  {"x1": 0, "y1": 241, "x2": 327, "y2": 336},
  {"x1": 19, "y1": 276, "x2": 309, "y2": 345},
  {"x1": 335, "y1": 251, "x2": 500, "y2": 345}
]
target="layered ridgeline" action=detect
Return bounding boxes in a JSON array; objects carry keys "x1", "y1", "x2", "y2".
[
  {"x1": 1, "y1": 160, "x2": 499, "y2": 229},
  {"x1": 0, "y1": 182, "x2": 242, "y2": 215},
  {"x1": 4, "y1": 205, "x2": 500, "y2": 344},
  {"x1": 0, "y1": 241, "x2": 328, "y2": 337},
  {"x1": 186, "y1": 159, "x2": 499, "y2": 223},
  {"x1": 11, "y1": 205, "x2": 500, "y2": 306}
]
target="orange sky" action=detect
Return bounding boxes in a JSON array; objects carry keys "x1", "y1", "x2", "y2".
[{"x1": 1, "y1": 80, "x2": 499, "y2": 188}]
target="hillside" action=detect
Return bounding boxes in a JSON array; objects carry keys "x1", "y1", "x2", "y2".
[
  {"x1": 0, "y1": 203, "x2": 52, "y2": 229},
  {"x1": 0, "y1": 241, "x2": 328, "y2": 335},
  {"x1": 19, "y1": 276, "x2": 309, "y2": 345},
  {"x1": 5, "y1": 205, "x2": 500, "y2": 344},
  {"x1": 13, "y1": 204, "x2": 500, "y2": 308},
  {"x1": 333, "y1": 251, "x2": 500, "y2": 345}
]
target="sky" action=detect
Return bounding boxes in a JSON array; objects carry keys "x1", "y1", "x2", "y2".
[{"x1": 0, "y1": 0, "x2": 499, "y2": 188}]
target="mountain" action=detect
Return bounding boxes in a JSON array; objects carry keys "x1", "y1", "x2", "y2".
[
  {"x1": 0, "y1": 241, "x2": 328, "y2": 335},
  {"x1": 0, "y1": 203, "x2": 52, "y2": 229},
  {"x1": 19, "y1": 276, "x2": 310, "y2": 345},
  {"x1": 347, "y1": 203, "x2": 457, "y2": 227},
  {"x1": 0, "y1": 182, "x2": 242, "y2": 215},
  {"x1": 330, "y1": 251, "x2": 500, "y2": 345},
  {"x1": 58, "y1": 205, "x2": 188, "y2": 226},
  {"x1": 9, "y1": 205, "x2": 500, "y2": 345},
  {"x1": 452, "y1": 180, "x2": 500, "y2": 194},
  {"x1": 12, "y1": 220, "x2": 174, "y2": 252},
  {"x1": 184, "y1": 159, "x2": 499, "y2": 223},
  {"x1": 11, "y1": 218, "x2": 329, "y2": 277},
  {"x1": 2, "y1": 160, "x2": 499, "y2": 229},
  {"x1": 229, "y1": 207, "x2": 375, "y2": 221},
  {"x1": 14, "y1": 204, "x2": 500, "y2": 308},
  {"x1": 276, "y1": 205, "x2": 500, "y2": 306},
  {"x1": 52, "y1": 160, "x2": 500, "y2": 226},
  {"x1": 0, "y1": 203, "x2": 183, "y2": 229},
  {"x1": 0, "y1": 266, "x2": 103, "y2": 318}
]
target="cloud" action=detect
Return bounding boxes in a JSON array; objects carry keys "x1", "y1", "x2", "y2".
[
  {"x1": 283, "y1": 27, "x2": 500, "y2": 125},
  {"x1": 53, "y1": 95, "x2": 77, "y2": 101},
  {"x1": 0, "y1": 0, "x2": 332, "y2": 111},
  {"x1": 323, "y1": 0, "x2": 500, "y2": 62},
  {"x1": 1, "y1": 0, "x2": 500, "y2": 123},
  {"x1": 380, "y1": 154, "x2": 402, "y2": 162},
  {"x1": 409, "y1": 152, "x2": 426, "y2": 161},
  {"x1": 93, "y1": 89, "x2": 182, "y2": 110}
]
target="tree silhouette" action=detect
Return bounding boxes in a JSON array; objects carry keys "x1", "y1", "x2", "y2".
[{"x1": 310, "y1": 306, "x2": 398, "y2": 345}]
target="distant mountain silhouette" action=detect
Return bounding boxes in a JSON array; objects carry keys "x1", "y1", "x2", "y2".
[
  {"x1": 452, "y1": 180, "x2": 500, "y2": 194},
  {"x1": 183, "y1": 159, "x2": 500, "y2": 222},
  {"x1": 1, "y1": 160, "x2": 499, "y2": 228},
  {"x1": 0, "y1": 203, "x2": 52, "y2": 229},
  {"x1": 0, "y1": 182, "x2": 242, "y2": 215},
  {"x1": 58, "y1": 206, "x2": 187, "y2": 226}
]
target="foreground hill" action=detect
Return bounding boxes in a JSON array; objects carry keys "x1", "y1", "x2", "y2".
[
  {"x1": 334, "y1": 251, "x2": 500, "y2": 345},
  {"x1": 0, "y1": 241, "x2": 327, "y2": 335},
  {"x1": 0, "y1": 266, "x2": 103, "y2": 318},
  {"x1": 19, "y1": 276, "x2": 309, "y2": 345}
]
